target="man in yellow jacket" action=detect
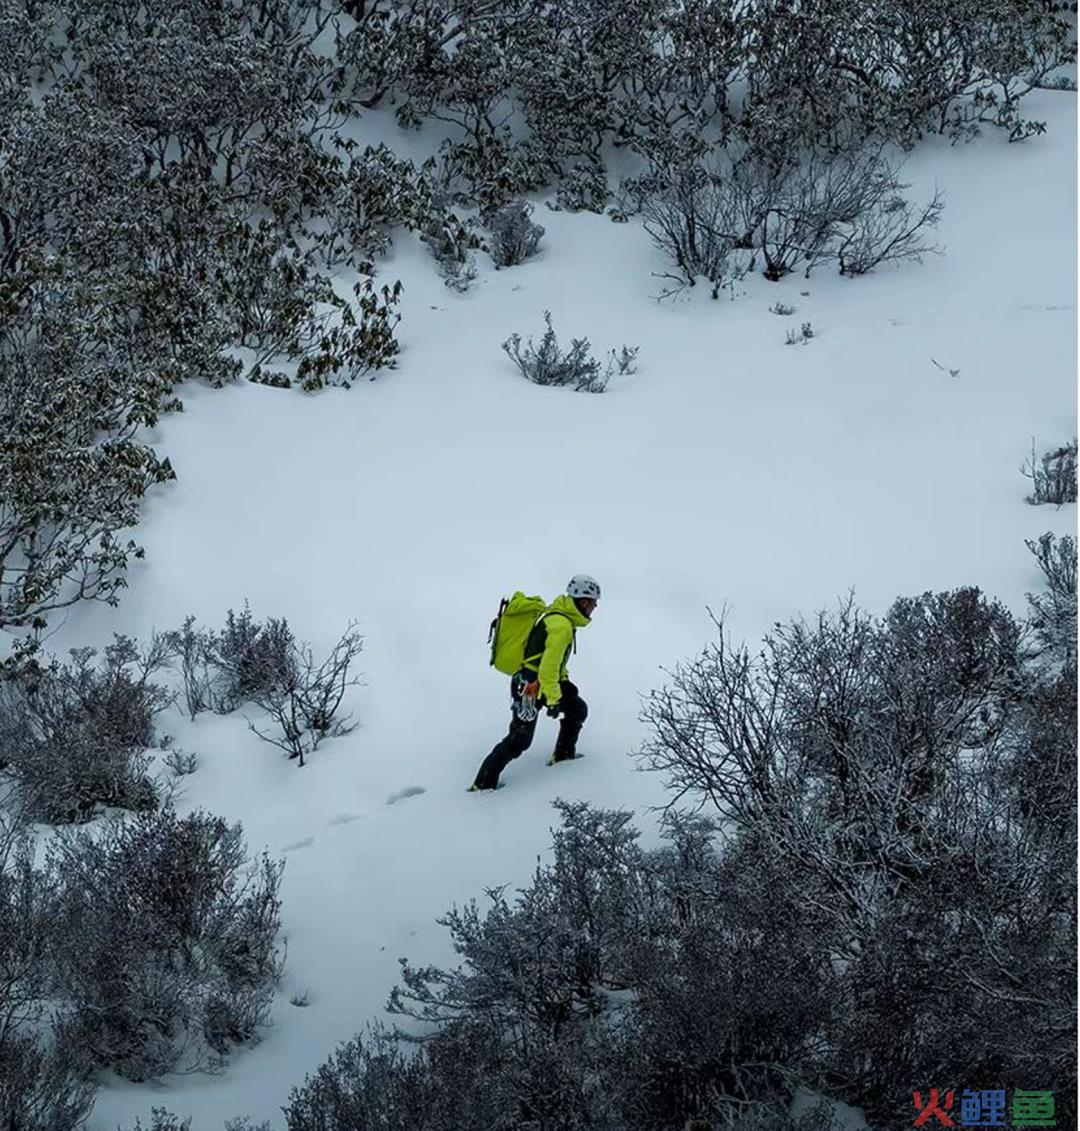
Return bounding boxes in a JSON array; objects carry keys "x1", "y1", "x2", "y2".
[{"x1": 470, "y1": 574, "x2": 600, "y2": 791}]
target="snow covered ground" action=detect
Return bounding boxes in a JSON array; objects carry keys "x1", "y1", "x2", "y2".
[{"x1": 48, "y1": 90, "x2": 1075, "y2": 1129}]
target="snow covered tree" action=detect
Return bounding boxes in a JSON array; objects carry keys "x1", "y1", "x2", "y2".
[{"x1": 638, "y1": 589, "x2": 1075, "y2": 1129}]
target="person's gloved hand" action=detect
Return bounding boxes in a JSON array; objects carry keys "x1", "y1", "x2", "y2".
[{"x1": 546, "y1": 702, "x2": 563, "y2": 718}]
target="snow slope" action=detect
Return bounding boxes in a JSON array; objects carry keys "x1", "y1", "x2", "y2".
[{"x1": 48, "y1": 91, "x2": 1076, "y2": 1129}]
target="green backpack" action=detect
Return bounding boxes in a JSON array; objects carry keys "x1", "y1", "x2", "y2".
[{"x1": 488, "y1": 592, "x2": 548, "y2": 675}]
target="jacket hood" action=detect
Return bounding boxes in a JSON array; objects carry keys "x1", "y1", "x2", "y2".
[{"x1": 547, "y1": 592, "x2": 592, "y2": 628}]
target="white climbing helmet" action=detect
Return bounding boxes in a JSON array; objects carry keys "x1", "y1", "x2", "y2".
[{"x1": 567, "y1": 574, "x2": 601, "y2": 601}]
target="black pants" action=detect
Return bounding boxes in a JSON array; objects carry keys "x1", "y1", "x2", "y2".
[{"x1": 473, "y1": 673, "x2": 588, "y2": 790}]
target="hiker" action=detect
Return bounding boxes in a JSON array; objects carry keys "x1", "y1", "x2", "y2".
[{"x1": 470, "y1": 574, "x2": 601, "y2": 791}]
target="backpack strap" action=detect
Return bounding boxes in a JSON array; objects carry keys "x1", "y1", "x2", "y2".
[{"x1": 540, "y1": 610, "x2": 577, "y2": 654}]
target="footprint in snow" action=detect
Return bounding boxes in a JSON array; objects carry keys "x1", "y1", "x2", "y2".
[
  {"x1": 386, "y1": 786, "x2": 426, "y2": 806},
  {"x1": 281, "y1": 836, "x2": 315, "y2": 853},
  {"x1": 328, "y1": 812, "x2": 364, "y2": 827}
]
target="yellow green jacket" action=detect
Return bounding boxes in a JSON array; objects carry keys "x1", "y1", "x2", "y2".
[{"x1": 522, "y1": 594, "x2": 592, "y2": 708}]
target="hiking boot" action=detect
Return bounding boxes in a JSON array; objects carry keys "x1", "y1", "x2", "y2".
[{"x1": 546, "y1": 752, "x2": 580, "y2": 766}]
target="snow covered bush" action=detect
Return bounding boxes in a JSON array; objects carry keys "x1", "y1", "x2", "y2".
[
  {"x1": 1022, "y1": 437, "x2": 1078, "y2": 504},
  {"x1": 248, "y1": 622, "x2": 364, "y2": 765},
  {"x1": 216, "y1": 605, "x2": 297, "y2": 709},
  {"x1": 328, "y1": 0, "x2": 1072, "y2": 230},
  {"x1": 285, "y1": 802, "x2": 835, "y2": 1131},
  {"x1": 553, "y1": 161, "x2": 610, "y2": 213},
  {"x1": 487, "y1": 200, "x2": 545, "y2": 268},
  {"x1": 418, "y1": 205, "x2": 480, "y2": 293},
  {"x1": 862, "y1": 0, "x2": 1075, "y2": 144},
  {"x1": 168, "y1": 606, "x2": 296, "y2": 718},
  {"x1": 296, "y1": 278, "x2": 404, "y2": 390},
  {"x1": 1025, "y1": 532, "x2": 1077, "y2": 668},
  {"x1": 0, "y1": 636, "x2": 171, "y2": 823},
  {"x1": 48, "y1": 806, "x2": 283, "y2": 1080},
  {"x1": 0, "y1": 818, "x2": 96, "y2": 1131},
  {"x1": 637, "y1": 589, "x2": 1074, "y2": 1129},
  {"x1": 326, "y1": 143, "x2": 424, "y2": 265},
  {"x1": 435, "y1": 132, "x2": 547, "y2": 216},
  {"x1": 125, "y1": 1111, "x2": 271, "y2": 1131},
  {"x1": 738, "y1": 0, "x2": 1074, "y2": 149},
  {"x1": 749, "y1": 146, "x2": 943, "y2": 282},
  {"x1": 0, "y1": 1031, "x2": 95, "y2": 1131},
  {"x1": 503, "y1": 312, "x2": 636, "y2": 393}
]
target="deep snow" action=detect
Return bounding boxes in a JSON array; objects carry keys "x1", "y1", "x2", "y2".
[{"x1": 38, "y1": 91, "x2": 1076, "y2": 1129}]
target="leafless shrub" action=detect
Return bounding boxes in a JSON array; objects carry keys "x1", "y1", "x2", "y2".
[
  {"x1": 249, "y1": 623, "x2": 364, "y2": 766},
  {"x1": 637, "y1": 590, "x2": 1073, "y2": 1126},
  {"x1": 167, "y1": 615, "x2": 219, "y2": 718},
  {"x1": 0, "y1": 812, "x2": 97, "y2": 1130},
  {"x1": 287, "y1": 801, "x2": 836, "y2": 1131},
  {"x1": 164, "y1": 748, "x2": 199, "y2": 777},
  {"x1": 1022, "y1": 438, "x2": 1078, "y2": 505},
  {"x1": 0, "y1": 1030, "x2": 96, "y2": 1131},
  {"x1": 635, "y1": 162, "x2": 751, "y2": 299},
  {"x1": 754, "y1": 146, "x2": 941, "y2": 281},
  {"x1": 836, "y1": 186, "x2": 944, "y2": 275},
  {"x1": 126, "y1": 1113, "x2": 272, "y2": 1131}
]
